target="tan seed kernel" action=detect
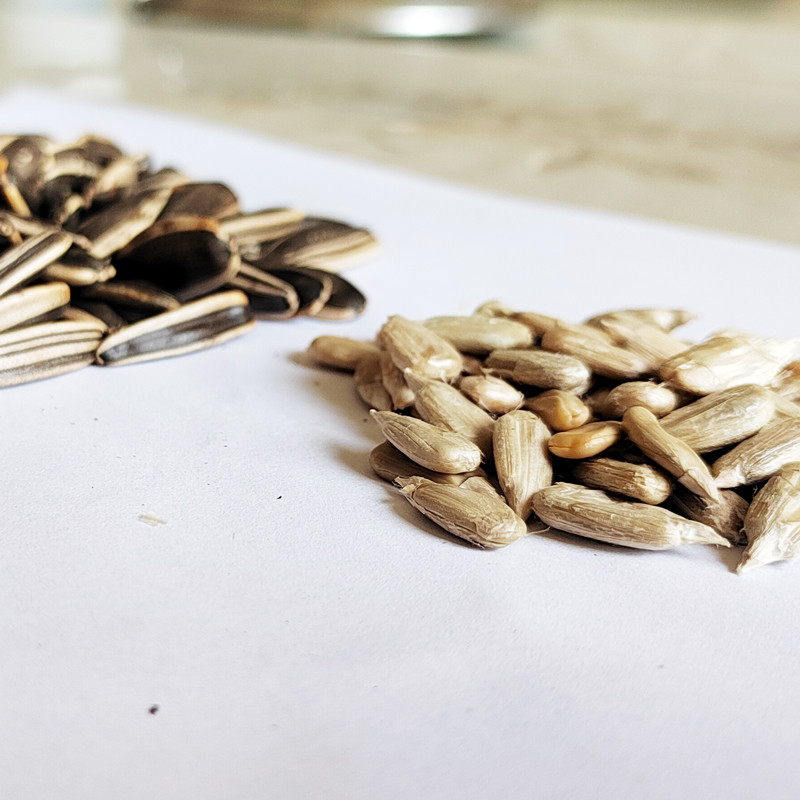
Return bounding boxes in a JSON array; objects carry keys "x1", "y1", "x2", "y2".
[
  {"x1": 738, "y1": 463, "x2": 800, "y2": 573},
  {"x1": 306, "y1": 335, "x2": 381, "y2": 371},
  {"x1": 397, "y1": 476, "x2": 528, "y2": 549},
  {"x1": 354, "y1": 353, "x2": 393, "y2": 411},
  {"x1": 548, "y1": 420, "x2": 623, "y2": 459},
  {"x1": 380, "y1": 351, "x2": 415, "y2": 410},
  {"x1": 572, "y1": 457, "x2": 673, "y2": 505},
  {"x1": 660, "y1": 384, "x2": 776, "y2": 452},
  {"x1": 668, "y1": 486, "x2": 748, "y2": 546},
  {"x1": 459, "y1": 373, "x2": 525, "y2": 415},
  {"x1": 493, "y1": 409, "x2": 553, "y2": 520},
  {"x1": 622, "y1": 405, "x2": 720, "y2": 503},
  {"x1": 370, "y1": 409, "x2": 483, "y2": 474},
  {"x1": 585, "y1": 307, "x2": 696, "y2": 332},
  {"x1": 594, "y1": 381, "x2": 685, "y2": 419},
  {"x1": 378, "y1": 315, "x2": 463, "y2": 381},
  {"x1": 485, "y1": 348, "x2": 592, "y2": 393},
  {"x1": 423, "y1": 314, "x2": 533, "y2": 355},
  {"x1": 532, "y1": 482, "x2": 729, "y2": 550},
  {"x1": 524, "y1": 389, "x2": 592, "y2": 431},
  {"x1": 369, "y1": 441, "x2": 484, "y2": 486}
]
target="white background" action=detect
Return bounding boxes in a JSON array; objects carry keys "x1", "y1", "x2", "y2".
[{"x1": 1, "y1": 87, "x2": 799, "y2": 800}]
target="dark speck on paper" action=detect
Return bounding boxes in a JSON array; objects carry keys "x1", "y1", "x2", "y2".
[{"x1": 148, "y1": 704, "x2": 159, "y2": 715}]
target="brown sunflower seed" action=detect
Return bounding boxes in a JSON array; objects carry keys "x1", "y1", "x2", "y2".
[
  {"x1": 622, "y1": 405, "x2": 720, "y2": 502},
  {"x1": 158, "y1": 181, "x2": 240, "y2": 220},
  {"x1": 231, "y1": 262, "x2": 299, "y2": 319},
  {"x1": 95, "y1": 289, "x2": 254, "y2": 366},
  {"x1": 738, "y1": 463, "x2": 800, "y2": 573},
  {"x1": 266, "y1": 266, "x2": 333, "y2": 317},
  {"x1": 397, "y1": 476, "x2": 528, "y2": 549},
  {"x1": 310, "y1": 269, "x2": 367, "y2": 321},
  {"x1": 370, "y1": 409, "x2": 483, "y2": 474},
  {"x1": 532, "y1": 482, "x2": 729, "y2": 550},
  {"x1": 219, "y1": 208, "x2": 306, "y2": 246}
]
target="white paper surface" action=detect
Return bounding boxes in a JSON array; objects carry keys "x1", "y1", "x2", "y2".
[{"x1": 1, "y1": 86, "x2": 800, "y2": 800}]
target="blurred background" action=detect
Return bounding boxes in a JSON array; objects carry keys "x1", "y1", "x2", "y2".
[{"x1": 1, "y1": 0, "x2": 799, "y2": 245}]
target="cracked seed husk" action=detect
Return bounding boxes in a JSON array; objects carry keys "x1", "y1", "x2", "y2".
[
  {"x1": 397, "y1": 476, "x2": 528, "y2": 549},
  {"x1": 532, "y1": 482, "x2": 729, "y2": 550}
]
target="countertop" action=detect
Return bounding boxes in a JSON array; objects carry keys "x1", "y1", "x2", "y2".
[{"x1": 2, "y1": 0, "x2": 800, "y2": 245}]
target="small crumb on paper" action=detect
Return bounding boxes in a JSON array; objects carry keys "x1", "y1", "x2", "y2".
[{"x1": 138, "y1": 513, "x2": 167, "y2": 527}]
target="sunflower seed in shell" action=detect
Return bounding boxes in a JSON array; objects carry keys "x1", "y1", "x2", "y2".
[
  {"x1": 659, "y1": 331, "x2": 799, "y2": 395},
  {"x1": 378, "y1": 315, "x2": 463, "y2": 382},
  {"x1": 40, "y1": 244, "x2": 116, "y2": 286},
  {"x1": 422, "y1": 314, "x2": 533, "y2": 355},
  {"x1": 0, "y1": 281, "x2": 70, "y2": 333},
  {"x1": 309, "y1": 269, "x2": 367, "y2": 321},
  {"x1": 219, "y1": 207, "x2": 306, "y2": 246},
  {"x1": 493, "y1": 409, "x2": 552, "y2": 519},
  {"x1": 96, "y1": 289, "x2": 254, "y2": 367},
  {"x1": 622, "y1": 405, "x2": 720, "y2": 502},
  {"x1": 370, "y1": 409, "x2": 483, "y2": 474},
  {"x1": 738, "y1": 463, "x2": 800, "y2": 573},
  {"x1": 0, "y1": 155, "x2": 32, "y2": 217},
  {"x1": 548, "y1": 420, "x2": 623, "y2": 459},
  {"x1": 369, "y1": 441, "x2": 486, "y2": 486},
  {"x1": 113, "y1": 215, "x2": 240, "y2": 301},
  {"x1": 267, "y1": 266, "x2": 333, "y2": 317},
  {"x1": 572, "y1": 457, "x2": 673, "y2": 505},
  {"x1": 75, "y1": 187, "x2": 173, "y2": 259},
  {"x1": 397, "y1": 476, "x2": 528, "y2": 549},
  {"x1": 592, "y1": 380, "x2": 686, "y2": 419},
  {"x1": 0, "y1": 230, "x2": 72, "y2": 298},
  {"x1": 76, "y1": 280, "x2": 181, "y2": 323},
  {"x1": 532, "y1": 482, "x2": 729, "y2": 550},
  {"x1": 0, "y1": 212, "x2": 22, "y2": 246},
  {"x1": 668, "y1": 486, "x2": 748, "y2": 546},
  {"x1": 458, "y1": 373, "x2": 525, "y2": 415},
  {"x1": 231, "y1": 261, "x2": 299, "y2": 319},
  {"x1": 259, "y1": 217, "x2": 379, "y2": 270},
  {"x1": 306, "y1": 335, "x2": 381, "y2": 372},
  {"x1": 659, "y1": 384, "x2": 776, "y2": 453},
  {"x1": 158, "y1": 181, "x2": 240, "y2": 220},
  {"x1": 0, "y1": 318, "x2": 104, "y2": 387},
  {"x1": 712, "y1": 418, "x2": 800, "y2": 488},
  {"x1": 485, "y1": 348, "x2": 592, "y2": 393},
  {"x1": 354, "y1": 352, "x2": 393, "y2": 410},
  {"x1": 82, "y1": 152, "x2": 148, "y2": 204},
  {"x1": 405, "y1": 369, "x2": 495, "y2": 456},
  {"x1": 523, "y1": 389, "x2": 592, "y2": 431}
]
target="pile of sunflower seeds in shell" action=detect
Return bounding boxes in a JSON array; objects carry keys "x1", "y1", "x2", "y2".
[
  {"x1": 0, "y1": 133, "x2": 377, "y2": 387},
  {"x1": 307, "y1": 302, "x2": 800, "y2": 574}
]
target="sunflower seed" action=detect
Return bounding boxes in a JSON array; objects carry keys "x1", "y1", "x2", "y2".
[
  {"x1": 668, "y1": 486, "x2": 748, "y2": 546},
  {"x1": 370, "y1": 409, "x2": 483, "y2": 474},
  {"x1": 397, "y1": 476, "x2": 528, "y2": 549},
  {"x1": 405, "y1": 369, "x2": 495, "y2": 456},
  {"x1": 622, "y1": 405, "x2": 720, "y2": 502},
  {"x1": 532, "y1": 482, "x2": 729, "y2": 550},
  {"x1": 380, "y1": 352, "x2": 415, "y2": 410},
  {"x1": 659, "y1": 330, "x2": 799, "y2": 394},
  {"x1": 158, "y1": 181, "x2": 240, "y2": 220},
  {"x1": 369, "y1": 440, "x2": 486, "y2": 486},
  {"x1": 231, "y1": 262, "x2": 299, "y2": 319},
  {"x1": 458, "y1": 373, "x2": 525, "y2": 415},
  {"x1": 590, "y1": 380, "x2": 686, "y2": 419},
  {"x1": 0, "y1": 230, "x2": 72, "y2": 298},
  {"x1": 0, "y1": 318, "x2": 104, "y2": 387},
  {"x1": 493, "y1": 409, "x2": 552, "y2": 520},
  {"x1": 712, "y1": 418, "x2": 800, "y2": 488},
  {"x1": 572, "y1": 457, "x2": 673, "y2": 505},
  {"x1": 306, "y1": 335, "x2": 381, "y2": 371},
  {"x1": 266, "y1": 266, "x2": 332, "y2": 317},
  {"x1": 585, "y1": 308, "x2": 696, "y2": 333},
  {"x1": 422, "y1": 314, "x2": 533, "y2": 355},
  {"x1": 96, "y1": 289, "x2": 254, "y2": 367},
  {"x1": 354, "y1": 352, "x2": 393, "y2": 410},
  {"x1": 738, "y1": 463, "x2": 800, "y2": 573},
  {"x1": 219, "y1": 207, "x2": 306, "y2": 246},
  {"x1": 0, "y1": 282, "x2": 70, "y2": 333},
  {"x1": 309, "y1": 269, "x2": 367, "y2": 321},
  {"x1": 378, "y1": 315, "x2": 463, "y2": 382},
  {"x1": 548, "y1": 420, "x2": 623, "y2": 459},
  {"x1": 589, "y1": 315, "x2": 689, "y2": 373},
  {"x1": 660, "y1": 384, "x2": 776, "y2": 452},
  {"x1": 485, "y1": 348, "x2": 592, "y2": 393},
  {"x1": 523, "y1": 389, "x2": 592, "y2": 431}
]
